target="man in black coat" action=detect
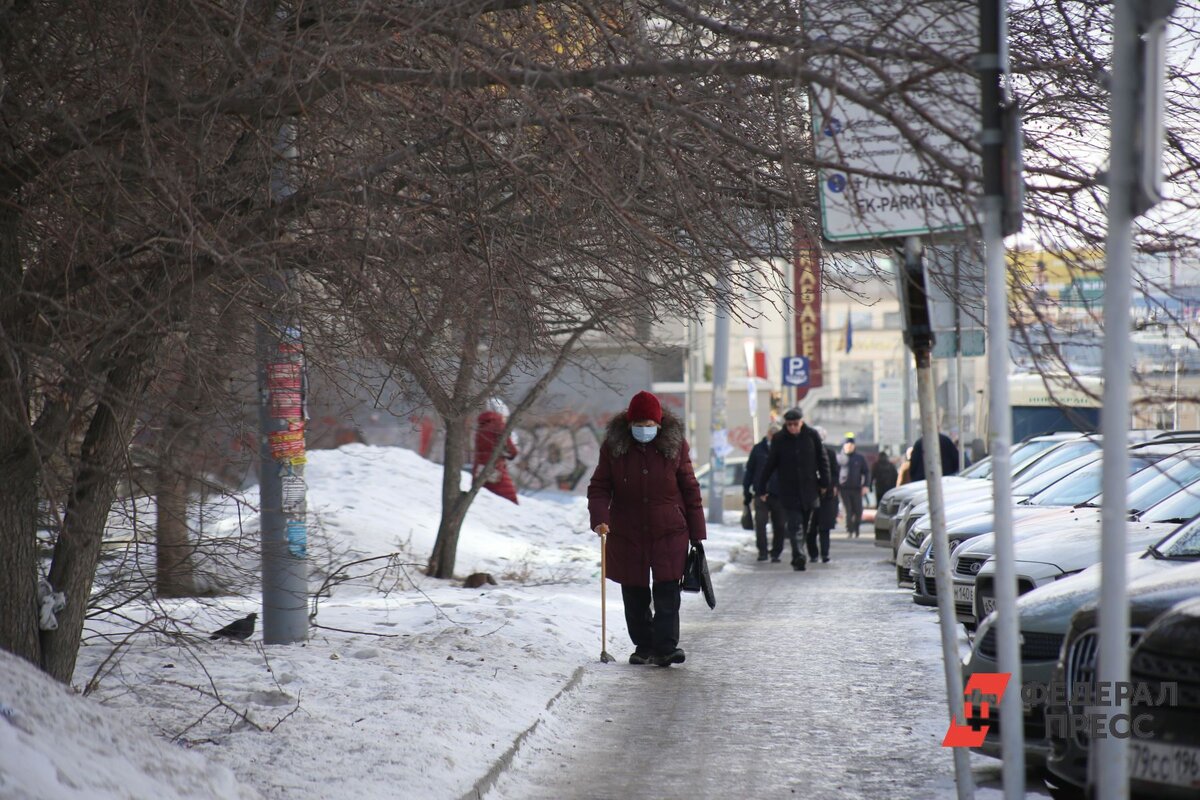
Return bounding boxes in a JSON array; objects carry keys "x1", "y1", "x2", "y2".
[
  {"x1": 754, "y1": 407, "x2": 830, "y2": 571},
  {"x1": 809, "y1": 426, "x2": 840, "y2": 563},
  {"x1": 743, "y1": 424, "x2": 786, "y2": 561},
  {"x1": 871, "y1": 447, "x2": 899, "y2": 506},
  {"x1": 908, "y1": 432, "x2": 960, "y2": 482},
  {"x1": 837, "y1": 434, "x2": 870, "y2": 537}
]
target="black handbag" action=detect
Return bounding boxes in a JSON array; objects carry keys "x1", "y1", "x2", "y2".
[
  {"x1": 681, "y1": 542, "x2": 716, "y2": 609},
  {"x1": 740, "y1": 502, "x2": 754, "y2": 531}
]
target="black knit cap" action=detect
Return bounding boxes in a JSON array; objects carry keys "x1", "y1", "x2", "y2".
[{"x1": 783, "y1": 408, "x2": 803, "y2": 421}]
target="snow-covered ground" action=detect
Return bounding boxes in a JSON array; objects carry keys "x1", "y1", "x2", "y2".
[{"x1": 1, "y1": 444, "x2": 754, "y2": 800}]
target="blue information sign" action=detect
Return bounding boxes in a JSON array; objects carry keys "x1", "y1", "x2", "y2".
[{"x1": 782, "y1": 356, "x2": 810, "y2": 387}]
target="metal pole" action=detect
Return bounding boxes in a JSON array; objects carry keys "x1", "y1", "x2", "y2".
[
  {"x1": 708, "y1": 273, "x2": 731, "y2": 525},
  {"x1": 1173, "y1": 355, "x2": 1180, "y2": 429},
  {"x1": 909, "y1": 238, "x2": 975, "y2": 800},
  {"x1": 686, "y1": 320, "x2": 697, "y2": 445},
  {"x1": 1096, "y1": 0, "x2": 1137, "y2": 793},
  {"x1": 979, "y1": 2, "x2": 1022, "y2": 795},
  {"x1": 259, "y1": 123, "x2": 308, "y2": 645}
]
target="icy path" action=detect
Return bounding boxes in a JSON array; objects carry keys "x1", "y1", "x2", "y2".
[{"x1": 486, "y1": 538, "x2": 1048, "y2": 799}]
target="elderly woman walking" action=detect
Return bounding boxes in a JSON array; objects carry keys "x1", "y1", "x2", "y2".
[{"x1": 588, "y1": 391, "x2": 706, "y2": 667}]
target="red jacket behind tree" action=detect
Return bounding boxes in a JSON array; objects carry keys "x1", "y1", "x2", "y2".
[{"x1": 474, "y1": 410, "x2": 519, "y2": 504}]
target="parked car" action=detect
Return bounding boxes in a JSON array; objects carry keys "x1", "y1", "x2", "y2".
[
  {"x1": 879, "y1": 433, "x2": 1081, "y2": 561},
  {"x1": 1043, "y1": 558, "x2": 1200, "y2": 794},
  {"x1": 895, "y1": 437, "x2": 1108, "y2": 584},
  {"x1": 1126, "y1": 596, "x2": 1200, "y2": 799},
  {"x1": 965, "y1": 541, "x2": 1200, "y2": 772},
  {"x1": 694, "y1": 456, "x2": 749, "y2": 513},
  {"x1": 958, "y1": 446, "x2": 1200, "y2": 626}
]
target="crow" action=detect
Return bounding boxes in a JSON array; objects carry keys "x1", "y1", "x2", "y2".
[{"x1": 209, "y1": 612, "x2": 257, "y2": 641}]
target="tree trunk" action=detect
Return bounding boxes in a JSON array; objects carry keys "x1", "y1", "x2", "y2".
[
  {"x1": 426, "y1": 413, "x2": 472, "y2": 579},
  {"x1": 155, "y1": 462, "x2": 198, "y2": 597},
  {"x1": 40, "y1": 353, "x2": 147, "y2": 682},
  {"x1": 0, "y1": 203, "x2": 41, "y2": 665},
  {"x1": 155, "y1": 352, "x2": 199, "y2": 598}
]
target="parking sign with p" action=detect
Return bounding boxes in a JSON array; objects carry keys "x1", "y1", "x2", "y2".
[{"x1": 782, "y1": 356, "x2": 810, "y2": 387}]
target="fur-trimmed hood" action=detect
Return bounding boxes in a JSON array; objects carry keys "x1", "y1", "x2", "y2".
[{"x1": 604, "y1": 408, "x2": 685, "y2": 460}]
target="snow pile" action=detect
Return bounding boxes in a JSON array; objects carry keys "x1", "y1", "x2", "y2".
[
  {"x1": 3, "y1": 444, "x2": 751, "y2": 800},
  {"x1": 0, "y1": 649, "x2": 257, "y2": 800}
]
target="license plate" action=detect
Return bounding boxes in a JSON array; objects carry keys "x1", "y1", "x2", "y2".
[
  {"x1": 903, "y1": 554, "x2": 915, "y2": 569},
  {"x1": 923, "y1": 561, "x2": 936, "y2": 578},
  {"x1": 1129, "y1": 740, "x2": 1200, "y2": 790},
  {"x1": 953, "y1": 584, "x2": 974, "y2": 604},
  {"x1": 981, "y1": 597, "x2": 997, "y2": 616}
]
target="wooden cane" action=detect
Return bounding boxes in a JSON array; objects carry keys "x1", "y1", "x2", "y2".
[{"x1": 600, "y1": 532, "x2": 615, "y2": 663}]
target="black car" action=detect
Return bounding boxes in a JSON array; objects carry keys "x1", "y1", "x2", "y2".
[
  {"x1": 1044, "y1": 560, "x2": 1200, "y2": 796},
  {"x1": 1125, "y1": 596, "x2": 1200, "y2": 799}
]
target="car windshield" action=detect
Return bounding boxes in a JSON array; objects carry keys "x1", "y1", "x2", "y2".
[
  {"x1": 1012, "y1": 440, "x2": 1100, "y2": 482},
  {"x1": 1149, "y1": 515, "x2": 1200, "y2": 559},
  {"x1": 1013, "y1": 452, "x2": 1100, "y2": 497},
  {"x1": 1011, "y1": 438, "x2": 1068, "y2": 469},
  {"x1": 1106, "y1": 457, "x2": 1200, "y2": 514},
  {"x1": 1025, "y1": 454, "x2": 1160, "y2": 507},
  {"x1": 959, "y1": 456, "x2": 993, "y2": 479},
  {"x1": 1139, "y1": 477, "x2": 1200, "y2": 524}
]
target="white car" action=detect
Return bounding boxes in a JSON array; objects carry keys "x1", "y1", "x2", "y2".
[{"x1": 956, "y1": 459, "x2": 1200, "y2": 625}]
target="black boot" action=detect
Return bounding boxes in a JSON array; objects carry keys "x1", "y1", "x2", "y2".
[
  {"x1": 792, "y1": 553, "x2": 807, "y2": 571},
  {"x1": 653, "y1": 648, "x2": 686, "y2": 667}
]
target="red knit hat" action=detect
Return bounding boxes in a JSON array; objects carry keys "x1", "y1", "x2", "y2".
[{"x1": 627, "y1": 391, "x2": 663, "y2": 424}]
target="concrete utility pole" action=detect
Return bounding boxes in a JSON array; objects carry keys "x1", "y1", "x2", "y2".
[
  {"x1": 901, "y1": 238, "x2": 974, "y2": 800},
  {"x1": 259, "y1": 123, "x2": 309, "y2": 645},
  {"x1": 708, "y1": 273, "x2": 732, "y2": 525},
  {"x1": 1096, "y1": 1, "x2": 1174, "y2": 796},
  {"x1": 979, "y1": 2, "x2": 1023, "y2": 796}
]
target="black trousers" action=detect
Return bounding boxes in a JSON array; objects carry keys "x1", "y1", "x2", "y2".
[
  {"x1": 754, "y1": 495, "x2": 787, "y2": 557},
  {"x1": 783, "y1": 506, "x2": 813, "y2": 565},
  {"x1": 622, "y1": 581, "x2": 681, "y2": 656},
  {"x1": 806, "y1": 514, "x2": 830, "y2": 560},
  {"x1": 842, "y1": 490, "x2": 864, "y2": 534}
]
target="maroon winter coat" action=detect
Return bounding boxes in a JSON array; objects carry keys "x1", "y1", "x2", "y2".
[
  {"x1": 474, "y1": 410, "x2": 519, "y2": 504},
  {"x1": 587, "y1": 410, "x2": 706, "y2": 587}
]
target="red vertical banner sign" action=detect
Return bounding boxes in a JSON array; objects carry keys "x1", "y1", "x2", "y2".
[{"x1": 794, "y1": 221, "x2": 824, "y2": 396}]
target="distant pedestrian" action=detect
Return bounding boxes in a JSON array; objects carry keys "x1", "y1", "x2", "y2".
[
  {"x1": 871, "y1": 447, "x2": 899, "y2": 506},
  {"x1": 908, "y1": 431, "x2": 960, "y2": 482},
  {"x1": 587, "y1": 391, "x2": 706, "y2": 667},
  {"x1": 837, "y1": 434, "x2": 870, "y2": 537},
  {"x1": 743, "y1": 424, "x2": 786, "y2": 562},
  {"x1": 810, "y1": 427, "x2": 839, "y2": 563},
  {"x1": 474, "y1": 398, "x2": 519, "y2": 503},
  {"x1": 754, "y1": 408, "x2": 830, "y2": 571},
  {"x1": 897, "y1": 446, "x2": 914, "y2": 486}
]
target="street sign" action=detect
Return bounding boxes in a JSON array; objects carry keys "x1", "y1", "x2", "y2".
[
  {"x1": 932, "y1": 330, "x2": 986, "y2": 359},
  {"x1": 876, "y1": 378, "x2": 906, "y2": 446},
  {"x1": 806, "y1": 2, "x2": 979, "y2": 242},
  {"x1": 782, "y1": 356, "x2": 811, "y2": 387}
]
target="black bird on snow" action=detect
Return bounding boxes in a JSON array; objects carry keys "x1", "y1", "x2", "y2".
[{"x1": 209, "y1": 612, "x2": 257, "y2": 641}]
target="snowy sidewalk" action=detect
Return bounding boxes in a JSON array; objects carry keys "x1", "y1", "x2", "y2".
[{"x1": 484, "y1": 538, "x2": 1049, "y2": 799}]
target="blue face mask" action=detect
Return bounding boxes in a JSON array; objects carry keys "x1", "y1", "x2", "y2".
[{"x1": 631, "y1": 425, "x2": 658, "y2": 443}]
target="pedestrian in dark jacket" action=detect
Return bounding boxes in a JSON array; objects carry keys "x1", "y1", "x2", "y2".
[
  {"x1": 837, "y1": 434, "x2": 870, "y2": 537},
  {"x1": 743, "y1": 424, "x2": 785, "y2": 561},
  {"x1": 754, "y1": 407, "x2": 830, "y2": 571},
  {"x1": 588, "y1": 391, "x2": 705, "y2": 668},
  {"x1": 808, "y1": 427, "x2": 839, "y2": 563},
  {"x1": 908, "y1": 432, "x2": 960, "y2": 482},
  {"x1": 871, "y1": 447, "x2": 899, "y2": 506}
]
